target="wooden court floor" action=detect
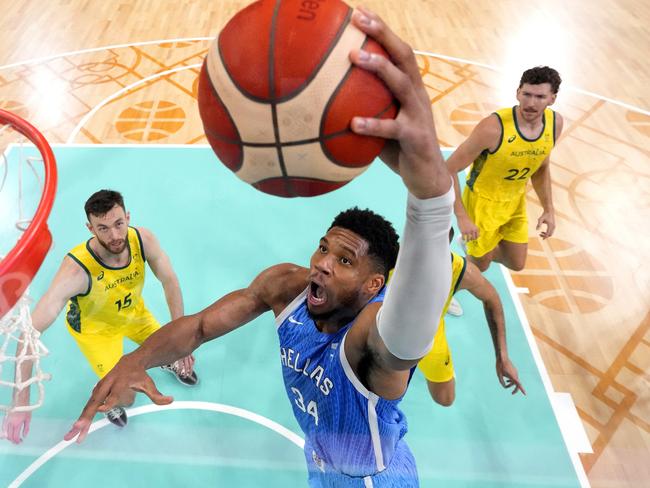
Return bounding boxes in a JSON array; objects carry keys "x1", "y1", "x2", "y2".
[{"x1": 1, "y1": 1, "x2": 649, "y2": 487}]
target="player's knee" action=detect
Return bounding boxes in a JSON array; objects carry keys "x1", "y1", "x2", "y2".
[
  {"x1": 508, "y1": 255, "x2": 526, "y2": 271},
  {"x1": 432, "y1": 390, "x2": 455, "y2": 407},
  {"x1": 510, "y1": 261, "x2": 525, "y2": 272},
  {"x1": 427, "y1": 381, "x2": 455, "y2": 407},
  {"x1": 473, "y1": 258, "x2": 490, "y2": 272}
]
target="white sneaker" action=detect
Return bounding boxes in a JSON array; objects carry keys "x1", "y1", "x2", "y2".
[
  {"x1": 447, "y1": 297, "x2": 463, "y2": 317},
  {"x1": 456, "y1": 235, "x2": 468, "y2": 255}
]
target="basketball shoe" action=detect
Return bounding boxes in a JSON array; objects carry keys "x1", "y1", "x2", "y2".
[
  {"x1": 105, "y1": 406, "x2": 127, "y2": 427},
  {"x1": 447, "y1": 297, "x2": 464, "y2": 317},
  {"x1": 161, "y1": 361, "x2": 199, "y2": 386}
]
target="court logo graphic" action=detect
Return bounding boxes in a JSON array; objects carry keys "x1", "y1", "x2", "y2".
[{"x1": 508, "y1": 135, "x2": 517, "y2": 143}]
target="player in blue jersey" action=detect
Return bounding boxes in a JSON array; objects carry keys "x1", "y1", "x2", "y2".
[{"x1": 65, "y1": 7, "x2": 454, "y2": 487}]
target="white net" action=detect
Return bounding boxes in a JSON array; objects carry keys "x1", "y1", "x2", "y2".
[
  {"x1": 0, "y1": 119, "x2": 52, "y2": 417},
  {"x1": 0, "y1": 290, "x2": 51, "y2": 413}
]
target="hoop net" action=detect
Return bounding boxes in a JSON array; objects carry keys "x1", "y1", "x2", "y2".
[
  {"x1": 0, "y1": 292, "x2": 51, "y2": 412},
  {"x1": 0, "y1": 108, "x2": 56, "y2": 415}
]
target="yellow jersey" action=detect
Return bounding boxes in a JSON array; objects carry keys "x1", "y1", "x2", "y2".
[
  {"x1": 466, "y1": 106, "x2": 556, "y2": 202},
  {"x1": 65, "y1": 227, "x2": 148, "y2": 335},
  {"x1": 387, "y1": 251, "x2": 466, "y2": 318}
]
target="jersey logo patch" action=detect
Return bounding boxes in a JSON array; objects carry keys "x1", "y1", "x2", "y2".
[
  {"x1": 288, "y1": 315, "x2": 303, "y2": 325},
  {"x1": 97, "y1": 271, "x2": 104, "y2": 281},
  {"x1": 508, "y1": 135, "x2": 516, "y2": 143},
  {"x1": 312, "y1": 450, "x2": 326, "y2": 472}
]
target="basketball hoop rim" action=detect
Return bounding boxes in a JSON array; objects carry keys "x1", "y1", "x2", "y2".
[{"x1": 0, "y1": 108, "x2": 57, "y2": 313}]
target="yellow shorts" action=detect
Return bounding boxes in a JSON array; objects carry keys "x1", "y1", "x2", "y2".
[
  {"x1": 462, "y1": 187, "x2": 528, "y2": 258},
  {"x1": 67, "y1": 308, "x2": 161, "y2": 378},
  {"x1": 417, "y1": 320, "x2": 454, "y2": 383}
]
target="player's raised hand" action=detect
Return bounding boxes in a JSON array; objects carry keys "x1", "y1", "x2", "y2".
[
  {"x1": 349, "y1": 6, "x2": 450, "y2": 200},
  {"x1": 64, "y1": 356, "x2": 173, "y2": 443}
]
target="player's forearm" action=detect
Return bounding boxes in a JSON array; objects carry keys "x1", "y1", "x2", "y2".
[
  {"x1": 377, "y1": 187, "x2": 454, "y2": 363},
  {"x1": 400, "y1": 143, "x2": 451, "y2": 199},
  {"x1": 451, "y1": 173, "x2": 468, "y2": 218},
  {"x1": 531, "y1": 165, "x2": 554, "y2": 212},
  {"x1": 161, "y1": 276, "x2": 184, "y2": 320},
  {"x1": 482, "y1": 300, "x2": 508, "y2": 361},
  {"x1": 13, "y1": 337, "x2": 35, "y2": 406},
  {"x1": 128, "y1": 314, "x2": 203, "y2": 370}
]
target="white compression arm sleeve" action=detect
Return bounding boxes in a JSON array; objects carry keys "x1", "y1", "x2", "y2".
[{"x1": 377, "y1": 186, "x2": 454, "y2": 360}]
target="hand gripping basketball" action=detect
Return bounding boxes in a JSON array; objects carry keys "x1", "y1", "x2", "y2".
[
  {"x1": 349, "y1": 7, "x2": 451, "y2": 200},
  {"x1": 198, "y1": 0, "x2": 398, "y2": 197}
]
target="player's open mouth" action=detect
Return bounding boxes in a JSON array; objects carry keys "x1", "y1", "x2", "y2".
[{"x1": 308, "y1": 281, "x2": 327, "y2": 307}]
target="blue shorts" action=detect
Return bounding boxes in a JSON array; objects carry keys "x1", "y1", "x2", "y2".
[{"x1": 305, "y1": 440, "x2": 419, "y2": 487}]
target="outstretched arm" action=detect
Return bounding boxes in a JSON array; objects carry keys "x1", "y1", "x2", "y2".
[
  {"x1": 3, "y1": 257, "x2": 87, "y2": 444},
  {"x1": 458, "y1": 260, "x2": 525, "y2": 395},
  {"x1": 345, "y1": 8, "x2": 452, "y2": 383},
  {"x1": 138, "y1": 227, "x2": 183, "y2": 320},
  {"x1": 64, "y1": 264, "x2": 306, "y2": 443}
]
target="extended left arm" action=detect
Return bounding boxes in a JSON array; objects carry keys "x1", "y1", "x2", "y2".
[
  {"x1": 459, "y1": 261, "x2": 525, "y2": 395},
  {"x1": 139, "y1": 228, "x2": 183, "y2": 320}
]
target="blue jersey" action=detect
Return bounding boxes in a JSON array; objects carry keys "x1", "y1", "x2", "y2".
[{"x1": 275, "y1": 287, "x2": 415, "y2": 484}]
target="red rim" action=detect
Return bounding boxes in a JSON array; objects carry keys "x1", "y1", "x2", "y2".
[{"x1": 0, "y1": 109, "x2": 57, "y2": 318}]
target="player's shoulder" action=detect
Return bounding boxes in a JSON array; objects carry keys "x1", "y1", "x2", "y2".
[
  {"x1": 57, "y1": 254, "x2": 92, "y2": 295},
  {"x1": 62, "y1": 253, "x2": 90, "y2": 274},
  {"x1": 470, "y1": 112, "x2": 503, "y2": 146},
  {"x1": 255, "y1": 263, "x2": 309, "y2": 310},
  {"x1": 131, "y1": 226, "x2": 154, "y2": 242}
]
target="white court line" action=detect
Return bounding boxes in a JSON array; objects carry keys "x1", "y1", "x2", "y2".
[
  {"x1": 8, "y1": 401, "x2": 304, "y2": 488},
  {"x1": 514, "y1": 286, "x2": 530, "y2": 294},
  {"x1": 0, "y1": 38, "x2": 214, "y2": 71},
  {"x1": 500, "y1": 265, "x2": 591, "y2": 488},
  {"x1": 0, "y1": 37, "x2": 646, "y2": 117},
  {"x1": 413, "y1": 49, "x2": 650, "y2": 117},
  {"x1": 66, "y1": 64, "x2": 202, "y2": 144}
]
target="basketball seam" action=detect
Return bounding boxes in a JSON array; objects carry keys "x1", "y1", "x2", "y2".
[
  {"x1": 320, "y1": 100, "x2": 395, "y2": 168},
  {"x1": 269, "y1": 0, "x2": 293, "y2": 196},
  {"x1": 201, "y1": 60, "x2": 244, "y2": 171},
  {"x1": 203, "y1": 125, "x2": 384, "y2": 148},
  {"x1": 271, "y1": 5, "x2": 353, "y2": 104},
  {"x1": 319, "y1": 35, "x2": 395, "y2": 168}
]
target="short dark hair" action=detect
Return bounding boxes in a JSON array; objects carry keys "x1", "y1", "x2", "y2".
[
  {"x1": 519, "y1": 66, "x2": 562, "y2": 94},
  {"x1": 329, "y1": 207, "x2": 399, "y2": 280},
  {"x1": 84, "y1": 189, "x2": 125, "y2": 219}
]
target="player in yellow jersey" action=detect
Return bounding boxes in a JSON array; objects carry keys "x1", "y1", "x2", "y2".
[
  {"x1": 3, "y1": 190, "x2": 197, "y2": 443},
  {"x1": 390, "y1": 229, "x2": 525, "y2": 406},
  {"x1": 448, "y1": 66, "x2": 565, "y2": 272},
  {"x1": 418, "y1": 245, "x2": 525, "y2": 406}
]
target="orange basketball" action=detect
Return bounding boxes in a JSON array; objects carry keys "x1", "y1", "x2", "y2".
[{"x1": 198, "y1": 0, "x2": 397, "y2": 197}]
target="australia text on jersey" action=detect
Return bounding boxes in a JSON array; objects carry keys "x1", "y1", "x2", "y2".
[
  {"x1": 510, "y1": 148, "x2": 547, "y2": 157},
  {"x1": 104, "y1": 270, "x2": 141, "y2": 292}
]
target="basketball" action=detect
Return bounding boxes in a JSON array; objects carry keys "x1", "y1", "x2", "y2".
[{"x1": 197, "y1": 0, "x2": 397, "y2": 197}]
